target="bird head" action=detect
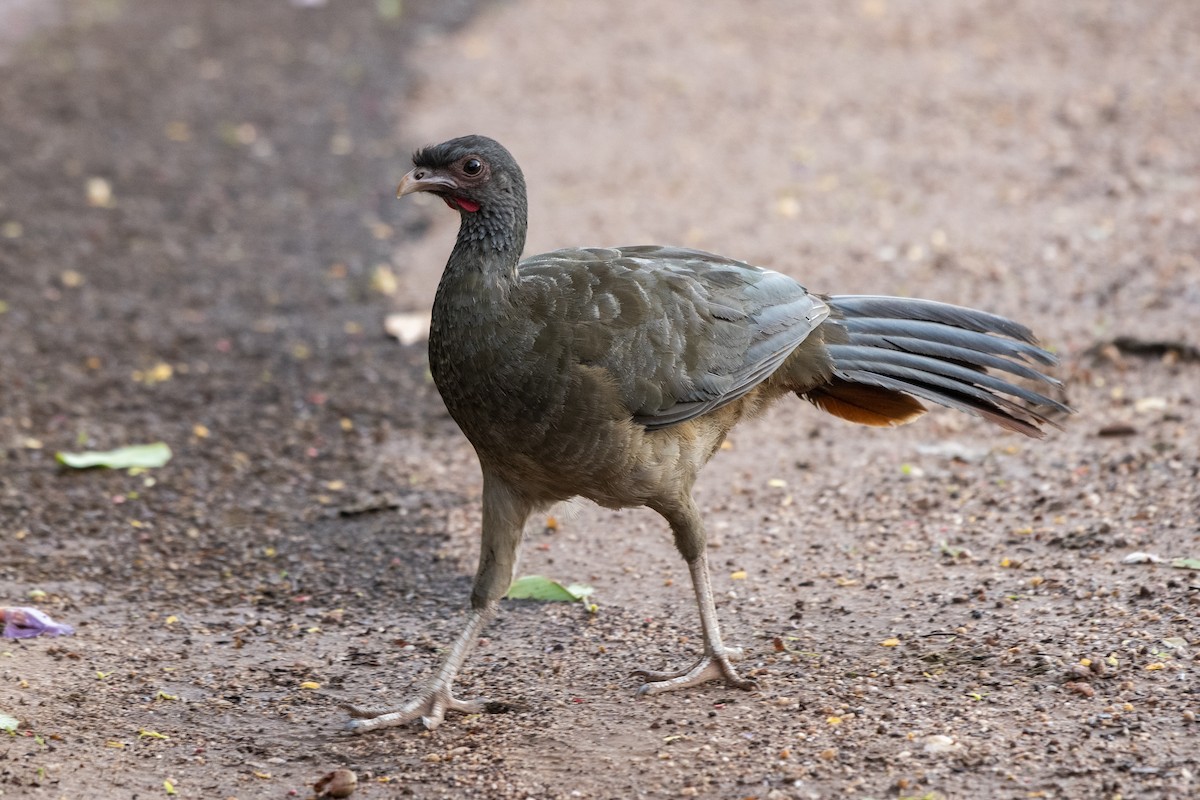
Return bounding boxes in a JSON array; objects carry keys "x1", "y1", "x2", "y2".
[{"x1": 397, "y1": 135, "x2": 526, "y2": 215}]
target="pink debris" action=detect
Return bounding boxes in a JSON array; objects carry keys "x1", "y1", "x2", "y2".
[{"x1": 0, "y1": 607, "x2": 75, "y2": 639}]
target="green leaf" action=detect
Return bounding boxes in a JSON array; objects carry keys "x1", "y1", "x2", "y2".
[
  {"x1": 507, "y1": 575, "x2": 594, "y2": 603},
  {"x1": 0, "y1": 712, "x2": 18, "y2": 732},
  {"x1": 564, "y1": 583, "x2": 595, "y2": 601},
  {"x1": 56, "y1": 442, "x2": 172, "y2": 470},
  {"x1": 377, "y1": 0, "x2": 402, "y2": 20},
  {"x1": 1170, "y1": 557, "x2": 1200, "y2": 570}
]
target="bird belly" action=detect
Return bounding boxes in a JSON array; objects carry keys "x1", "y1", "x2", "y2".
[{"x1": 430, "y1": 315, "x2": 786, "y2": 509}]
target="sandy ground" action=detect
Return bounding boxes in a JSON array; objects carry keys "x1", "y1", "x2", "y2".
[{"x1": 1, "y1": 1, "x2": 1198, "y2": 798}]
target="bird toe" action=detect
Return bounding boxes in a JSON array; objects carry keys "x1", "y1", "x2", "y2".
[
  {"x1": 633, "y1": 650, "x2": 755, "y2": 697},
  {"x1": 342, "y1": 687, "x2": 488, "y2": 733}
]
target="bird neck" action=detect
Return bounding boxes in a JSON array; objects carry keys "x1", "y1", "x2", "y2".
[{"x1": 445, "y1": 198, "x2": 528, "y2": 285}]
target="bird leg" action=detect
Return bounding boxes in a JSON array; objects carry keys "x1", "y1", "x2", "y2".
[
  {"x1": 343, "y1": 604, "x2": 495, "y2": 732},
  {"x1": 344, "y1": 472, "x2": 530, "y2": 733},
  {"x1": 635, "y1": 502, "x2": 757, "y2": 696}
]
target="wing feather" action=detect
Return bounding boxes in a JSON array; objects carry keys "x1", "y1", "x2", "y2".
[{"x1": 517, "y1": 246, "x2": 827, "y2": 430}]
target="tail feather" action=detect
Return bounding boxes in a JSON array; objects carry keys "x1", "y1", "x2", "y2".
[
  {"x1": 840, "y1": 332, "x2": 1052, "y2": 384},
  {"x1": 808, "y1": 380, "x2": 927, "y2": 427},
  {"x1": 830, "y1": 296, "x2": 1036, "y2": 342},
  {"x1": 834, "y1": 367, "x2": 1054, "y2": 437},
  {"x1": 830, "y1": 347, "x2": 1058, "y2": 409},
  {"x1": 809, "y1": 295, "x2": 1070, "y2": 438},
  {"x1": 840, "y1": 317, "x2": 1055, "y2": 365}
]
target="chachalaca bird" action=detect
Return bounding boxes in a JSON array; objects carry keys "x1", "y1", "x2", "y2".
[{"x1": 345, "y1": 135, "x2": 1068, "y2": 732}]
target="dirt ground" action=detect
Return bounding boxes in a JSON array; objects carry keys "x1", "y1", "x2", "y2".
[{"x1": 2, "y1": 1, "x2": 1198, "y2": 798}]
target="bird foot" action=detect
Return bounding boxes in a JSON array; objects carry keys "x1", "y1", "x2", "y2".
[
  {"x1": 342, "y1": 684, "x2": 487, "y2": 733},
  {"x1": 632, "y1": 647, "x2": 758, "y2": 696}
]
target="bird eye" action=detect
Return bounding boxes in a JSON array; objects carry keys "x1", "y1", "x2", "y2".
[{"x1": 463, "y1": 158, "x2": 483, "y2": 176}]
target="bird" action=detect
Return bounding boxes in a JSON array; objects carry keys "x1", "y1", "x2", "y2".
[{"x1": 344, "y1": 135, "x2": 1069, "y2": 733}]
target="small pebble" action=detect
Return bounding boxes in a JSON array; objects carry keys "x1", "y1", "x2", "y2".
[
  {"x1": 1064, "y1": 681, "x2": 1096, "y2": 698},
  {"x1": 922, "y1": 734, "x2": 960, "y2": 754},
  {"x1": 314, "y1": 768, "x2": 357, "y2": 798}
]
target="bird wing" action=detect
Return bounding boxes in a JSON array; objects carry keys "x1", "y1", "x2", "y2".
[{"x1": 517, "y1": 246, "x2": 828, "y2": 430}]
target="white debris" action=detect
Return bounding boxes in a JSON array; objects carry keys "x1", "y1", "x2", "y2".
[
  {"x1": 384, "y1": 311, "x2": 431, "y2": 345},
  {"x1": 922, "y1": 734, "x2": 961, "y2": 754}
]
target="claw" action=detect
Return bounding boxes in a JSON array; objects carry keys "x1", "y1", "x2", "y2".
[
  {"x1": 342, "y1": 687, "x2": 488, "y2": 733},
  {"x1": 633, "y1": 647, "x2": 756, "y2": 697}
]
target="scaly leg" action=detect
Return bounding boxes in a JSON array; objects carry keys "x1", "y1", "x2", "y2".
[
  {"x1": 344, "y1": 604, "x2": 495, "y2": 731},
  {"x1": 344, "y1": 471, "x2": 530, "y2": 733},
  {"x1": 635, "y1": 500, "x2": 757, "y2": 696},
  {"x1": 634, "y1": 550, "x2": 756, "y2": 695}
]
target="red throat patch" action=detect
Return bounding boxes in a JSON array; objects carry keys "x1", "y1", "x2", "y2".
[{"x1": 443, "y1": 196, "x2": 480, "y2": 213}]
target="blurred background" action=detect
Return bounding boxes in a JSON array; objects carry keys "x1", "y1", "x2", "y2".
[{"x1": 1, "y1": 1, "x2": 1197, "y2": 798}]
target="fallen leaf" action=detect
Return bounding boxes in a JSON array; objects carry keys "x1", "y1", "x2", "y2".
[
  {"x1": 132, "y1": 362, "x2": 173, "y2": 384},
  {"x1": 506, "y1": 575, "x2": 594, "y2": 603},
  {"x1": 0, "y1": 711, "x2": 17, "y2": 732},
  {"x1": 1, "y1": 606, "x2": 74, "y2": 638},
  {"x1": 56, "y1": 442, "x2": 172, "y2": 470},
  {"x1": 1170, "y1": 557, "x2": 1200, "y2": 570},
  {"x1": 370, "y1": 264, "x2": 398, "y2": 296}
]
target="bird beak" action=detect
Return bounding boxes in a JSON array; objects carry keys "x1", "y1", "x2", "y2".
[{"x1": 396, "y1": 168, "x2": 457, "y2": 198}]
